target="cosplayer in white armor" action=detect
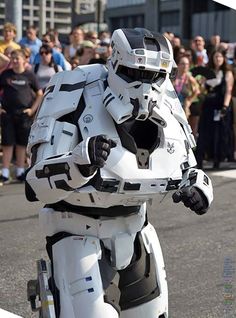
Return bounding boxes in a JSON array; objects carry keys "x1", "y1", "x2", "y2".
[{"x1": 26, "y1": 28, "x2": 213, "y2": 318}]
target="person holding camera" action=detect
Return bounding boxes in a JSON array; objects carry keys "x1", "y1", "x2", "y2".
[{"x1": 89, "y1": 39, "x2": 112, "y2": 65}]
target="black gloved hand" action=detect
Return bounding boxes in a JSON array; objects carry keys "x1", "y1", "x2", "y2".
[
  {"x1": 172, "y1": 186, "x2": 208, "y2": 215},
  {"x1": 220, "y1": 105, "x2": 228, "y2": 116},
  {"x1": 80, "y1": 135, "x2": 116, "y2": 176},
  {"x1": 88, "y1": 135, "x2": 116, "y2": 168}
]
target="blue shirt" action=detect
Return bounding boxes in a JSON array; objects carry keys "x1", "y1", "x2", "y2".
[
  {"x1": 19, "y1": 37, "x2": 42, "y2": 64},
  {"x1": 33, "y1": 48, "x2": 66, "y2": 70}
]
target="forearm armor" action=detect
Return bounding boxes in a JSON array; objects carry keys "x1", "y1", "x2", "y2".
[
  {"x1": 26, "y1": 147, "x2": 94, "y2": 203},
  {"x1": 26, "y1": 116, "x2": 95, "y2": 203}
]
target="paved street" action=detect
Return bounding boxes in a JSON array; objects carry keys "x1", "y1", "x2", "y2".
[{"x1": 0, "y1": 168, "x2": 236, "y2": 318}]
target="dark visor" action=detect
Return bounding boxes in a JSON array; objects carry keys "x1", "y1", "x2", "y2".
[{"x1": 117, "y1": 65, "x2": 165, "y2": 83}]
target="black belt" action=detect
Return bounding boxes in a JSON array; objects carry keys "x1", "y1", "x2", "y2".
[{"x1": 45, "y1": 201, "x2": 141, "y2": 218}]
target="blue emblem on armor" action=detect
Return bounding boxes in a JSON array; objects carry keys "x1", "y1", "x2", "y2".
[
  {"x1": 83, "y1": 114, "x2": 93, "y2": 123},
  {"x1": 167, "y1": 142, "x2": 175, "y2": 154}
]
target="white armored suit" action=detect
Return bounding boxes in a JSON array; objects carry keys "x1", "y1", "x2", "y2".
[{"x1": 26, "y1": 28, "x2": 213, "y2": 318}]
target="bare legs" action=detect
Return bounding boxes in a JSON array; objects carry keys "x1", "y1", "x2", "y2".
[{"x1": 1, "y1": 144, "x2": 26, "y2": 178}]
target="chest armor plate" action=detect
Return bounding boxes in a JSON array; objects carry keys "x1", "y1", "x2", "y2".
[{"x1": 64, "y1": 82, "x2": 189, "y2": 207}]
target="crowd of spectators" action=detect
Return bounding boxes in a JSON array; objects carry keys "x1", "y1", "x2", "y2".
[
  {"x1": 0, "y1": 22, "x2": 236, "y2": 184},
  {"x1": 0, "y1": 23, "x2": 111, "y2": 184},
  {"x1": 165, "y1": 31, "x2": 236, "y2": 169}
]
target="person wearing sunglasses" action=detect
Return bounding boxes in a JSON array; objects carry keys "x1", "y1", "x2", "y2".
[
  {"x1": 33, "y1": 33, "x2": 67, "y2": 70},
  {"x1": 33, "y1": 44, "x2": 62, "y2": 91}
]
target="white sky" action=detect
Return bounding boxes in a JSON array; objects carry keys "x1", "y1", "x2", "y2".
[{"x1": 213, "y1": 0, "x2": 236, "y2": 10}]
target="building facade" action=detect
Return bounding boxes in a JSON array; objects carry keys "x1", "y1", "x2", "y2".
[
  {"x1": 71, "y1": 0, "x2": 107, "y2": 31},
  {"x1": 1, "y1": 0, "x2": 235, "y2": 42},
  {"x1": 105, "y1": 0, "x2": 236, "y2": 42},
  {"x1": 0, "y1": 0, "x2": 72, "y2": 38}
]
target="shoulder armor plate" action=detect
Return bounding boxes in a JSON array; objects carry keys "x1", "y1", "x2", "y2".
[
  {"x1": 36, "y1": 65, "x2": 108, "y2": 120},
  {"x1": 163, "y1": 80, "x2": 196, "y2": 148}
]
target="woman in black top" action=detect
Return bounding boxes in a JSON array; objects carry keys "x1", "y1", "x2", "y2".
[{"x1": 196, "y1": 48, "x2": 234, "y2": 169}]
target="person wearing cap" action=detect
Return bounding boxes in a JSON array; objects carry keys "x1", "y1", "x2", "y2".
[
  {"x1": 89, "y1": 39, "x2": 112, "y2": 65},
  {"x1": 85, "y1": 30, "x2": 99, "y2": 45},
  {"x1": 77, "y1": 40, "x2": 95, "y2": 65}
]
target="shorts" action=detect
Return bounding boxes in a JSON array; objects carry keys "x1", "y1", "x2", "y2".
[
  {"x1": 190, "y1": 101, "x2": 202, "y2": 117},
  {"x1": 1, "y1": 112, "x2": 33, "y2": 146}
]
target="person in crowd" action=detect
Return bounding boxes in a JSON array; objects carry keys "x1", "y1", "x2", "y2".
[
  {"x1": 70, "y1": 55, "x2": 80, "y2": 69},
  {"x1": 33, "y1": 44, "x2": 63, "y2": 91},
  {"x1": 206, "y1": 34, "x2": 221, "y2": 58},
  {"x1": 172, "y1": 35, "x2": 181, "y2": 49},
  {"x1": 22, "y1": 47, "x2": 33, "y2": 71},
  {"x1": 173, "y1": 45, "x2": 185, "y2": 63},
  {"x1": 0, "y1": 46, "x2": 20, "y2": 75},
  {"x1": 196, "y1": 48, "x2": 234, "y2": 169},
  {"x1": 184, "y1": 49, "x2": 197, "y2": 70},
  {"x1": 0, "y1": 49, "x2": 43, "y2": 184},
  {"x1": 89, "y1": 39, "x2": 112, "y2": 65},
  {"x1": 0, "y1": 22, "x2": 21, "y2": 54},
  {"x1": 47, "y1": 28, "x2": 62, "y2": 51},
  {"x1": 0, "y1": 48, "x2": 14, "y2": 100},
  {"x1": 174, "y1": 56, "x2": 199, "y2": 121},
  {"x1": 2, "y1": 45, "x2": 14, "y2": 60},
  {"x1": 193, "y1": 35, "x2": 209, "y2": 66},
  {"x1": 63, "y1": 26, "x2": 84, "y2": 62},
  {"x1": 0, "y1": 51, "x2": 10, "y2": 73},
  {"x1": 85, "y1": 30, "x2": 99, "y2": 45},
  {"x1": 231, "y1": 49, "x2": 236, "y2": 160},
  {"x1": 98, "y1": 30, "x2": 111, "y2": 43},
  {"x1": 19, "y1": 25, "x2": 42, "y2": 64},
  {"x1": 163, "y1": 31, "x2": 174, "y2": 42},
  {"x1": 219, "y1": 40, "x2": 236, "y2": 64},
  {"x1": 77, "y1": 40, "x2": 95, "y2": 65},
  {"x1": 34, "y1": 33, "x2": 67, "y2": 70},
  {"x1": 189, "y1": 72, "x2": 208, "y2": 140}
]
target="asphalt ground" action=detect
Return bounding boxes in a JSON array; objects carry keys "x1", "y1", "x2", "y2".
[{"x1": 0, "y1": 166, "x2": 236, "y2": 318}]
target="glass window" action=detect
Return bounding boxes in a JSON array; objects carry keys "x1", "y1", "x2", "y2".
[
  {"x1": 192, "y1": 0, "x2": 229, "y2": 13},
  {"x1": 110, "y1": 14, "x2": 144, "y2": 31},
  {"x1": 160, "y1": 10, "x2": 179, "y2": 27},
  {"x1": 107, "y1": 0, "x2": 145, "y2": 8},
  {"x1": 46, "y1": 21, "x2": 51, "y2": 29},
  {"x1": 131, "y1": 15, "x2": 144, "y2": 28},
  {"x1": 54, "y1": 13, "x2": 70, "y2": 20},
  {"x1": 54, "y1": 2, "x2": 70, "y2": 9},
  {"x1": 23, "y1": 9, "x2": 30, "y2": 16}
]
